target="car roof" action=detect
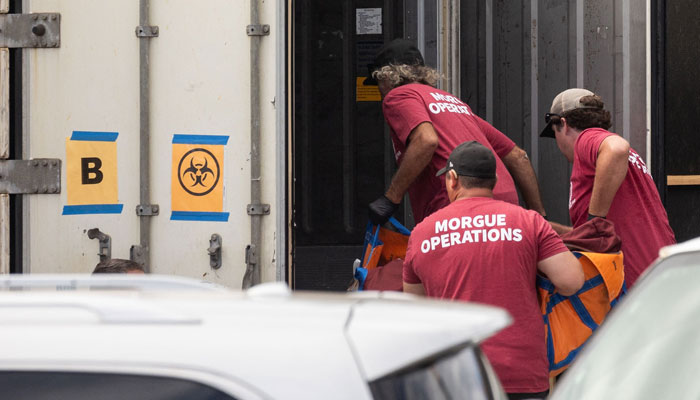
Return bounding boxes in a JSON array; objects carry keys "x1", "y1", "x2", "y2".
[
  {"x1": 657, "y1": 235, "x2": 700, "y2": 259},
  {"x1": 0, "y1": 275, "x2": 511, "y2": 399}
]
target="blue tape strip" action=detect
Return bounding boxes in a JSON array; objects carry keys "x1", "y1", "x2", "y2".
[
  {"x1": 62, "y1": 204, "x2": 123, "y2": 215},
  {"x1": 70, "y1": 131, "x2": 119, "y2": 142},
  {"x1": 172, "y1": 134, "x2": 229, "y2": 145},
  {"x1": 170, "y1": 211, "x2": 230, "y2": 222}
]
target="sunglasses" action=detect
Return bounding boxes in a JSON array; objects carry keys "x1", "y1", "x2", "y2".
[{"x1": 544, "y1": 113, "x2": 560, "y2": 124}]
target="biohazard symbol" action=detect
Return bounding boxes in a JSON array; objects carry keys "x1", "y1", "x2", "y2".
[{"x1": 177, "y1": 148, "x2": 220, "y2": 196}]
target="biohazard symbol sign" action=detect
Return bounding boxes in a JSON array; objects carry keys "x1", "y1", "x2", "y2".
[
  {"x1": 171, "y1": 134, "x2": 229, "y2": 221},
  {"x1": 177, "y1": 148, "x2": 220, "y2": 196}
]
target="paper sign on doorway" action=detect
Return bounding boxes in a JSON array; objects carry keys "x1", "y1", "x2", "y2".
[
  {"x1": 356, "y1": 77, "x2": 382, "y2": 102},
  {"x1": 356, "y1": 8, "x2": 382, "y2": 35}
]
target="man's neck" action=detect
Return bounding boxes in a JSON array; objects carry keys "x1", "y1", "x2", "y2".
[{"x1": 453, "y1": 187, "x2": 494, "y2": 202}]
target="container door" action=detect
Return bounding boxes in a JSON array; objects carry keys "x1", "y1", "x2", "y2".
[
  {"x1": 653, "y1": 0, "x2": 700, "y2": 242},
  {"x1": 20, "y1": 0, "x2": 279, "y2": 286}
]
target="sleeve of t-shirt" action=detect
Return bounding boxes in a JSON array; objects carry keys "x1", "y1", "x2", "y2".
[
  {"x1": 402, "y1": 235, "x2": 422, "y2": 284},
  {"x1": 382, "y1": 88, "x2": 432, "y2": 145},
  {"x1": 472, "y1": 114, "x2": 516, "y2": 158},
  {"x1": 575, "y1": 130, "x2": 614, "y2": 169},
  {"x1": 534, "y1": 213, "x2": 570, "y2": 261}
]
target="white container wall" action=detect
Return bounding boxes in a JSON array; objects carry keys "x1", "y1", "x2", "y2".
[{"x1": 22, "y1": 0, "x2": 280, "y2": 287}]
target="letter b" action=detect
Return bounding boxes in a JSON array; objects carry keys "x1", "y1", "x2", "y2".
[{"x1": 81, "y1": 157, "x2": 103, "y2": 184}]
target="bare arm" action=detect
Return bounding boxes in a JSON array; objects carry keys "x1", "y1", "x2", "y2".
[
  {"x1": 385, "y1": 122, "x2": 439, "y2": 203},
  {"x1": 403, "y1": 282, "x2": 426, "y2": 296},
  {"x1": 501, "y1": 146, "x2": 547, "y2": 216},
  {"x1": 537, "y1": 251, "x2": 584, "y2": 296},
  {"x1": 549, "y1": 221, "x2": 573, "y2": 235},
  {"x1": 588, "y1": 135, "x2": 630, "y2": 217}
]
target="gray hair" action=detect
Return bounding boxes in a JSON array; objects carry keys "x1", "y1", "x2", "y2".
[{"x1": 372, "y1": 64, "x2": 442, "y2": 89}]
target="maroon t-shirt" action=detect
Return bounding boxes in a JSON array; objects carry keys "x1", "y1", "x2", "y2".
[
  {"x1": 382, "y1": 83, "x2": 518, "y2": 223},
  {"x1": 570, "y1": 128, "x2": 675, "y2": 286},
  {"x1": 404, "y1": 197, "x2": 568, "y2": 393}
]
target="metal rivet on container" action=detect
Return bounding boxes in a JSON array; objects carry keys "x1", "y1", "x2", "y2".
[
  {"x1": 49, "y1": 186, "x2": 57, "y2": 193},
  {"x1": 32, "y1": 160, "x2": 39, "y2": 166},
  {"x1": 42, "y1": 160, "x2": 48, "y2": 166},
  {"x1": 32, "y1": 25, "x2": 46, "y2": 36}
]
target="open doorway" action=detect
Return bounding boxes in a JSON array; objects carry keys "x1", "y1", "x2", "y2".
[{"x1": 291, "y1": 1, "x2": 405, "y2": 290}]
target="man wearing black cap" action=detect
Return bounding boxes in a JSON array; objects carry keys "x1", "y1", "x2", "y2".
[
  {"x1": 541, "y1": 88, "x2": 675, "y2": 287},
  {"x1": 403, "y1": 141, "x2": 583, "y2": 399},
  {"x1": 366, "y1": 39, "x2": 547, "y2": 226}
]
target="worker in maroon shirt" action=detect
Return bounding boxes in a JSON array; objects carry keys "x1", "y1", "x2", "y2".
[
  {"x1": 540, "y1": 88, "x2": 676, "y2": 286},
  {"x1": 365, "y1": 39, "x2": 547, "y2": 225},
  {"x1": 403, "y1": 141, "x2": 584, "y2": 399}
]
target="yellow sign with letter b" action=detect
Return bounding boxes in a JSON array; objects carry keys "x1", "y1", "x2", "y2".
[{"x1": 63, "y1": 131, "x2": 122, "y2": 215}]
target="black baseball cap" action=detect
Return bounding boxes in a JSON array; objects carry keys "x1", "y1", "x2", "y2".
[
  {"x1": 363, "y1": 39, "x2": 424, "y2": 86},
  {"x1": 436, "y1": 141, "x2": 496, "y2": 179}
]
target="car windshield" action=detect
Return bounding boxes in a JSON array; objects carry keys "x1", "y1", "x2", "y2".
[
  {"x1": 552, "y1": 252, "x2": 700, "y2": 400},
  {"x1": 369, "y1": 345, "x2": 505, "y2": 400}
]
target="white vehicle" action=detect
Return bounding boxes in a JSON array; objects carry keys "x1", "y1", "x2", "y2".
[
  {"x1": 551, "y1": 237, "x2": 700, "y2": 400},
  {"x1": 0, "y1": 276, "x2": 510, "y2": 399}
]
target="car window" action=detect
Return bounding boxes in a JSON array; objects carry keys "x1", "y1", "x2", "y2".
[
  {"x1": 0, "y1": 371, "x2": 238, "y2": 400},
  {"x1": 369, "y1": 345, "x2": 504, "y2": 400},
  {"x1": 552, "y1": 252, "x2": 700, "y2": 400}
]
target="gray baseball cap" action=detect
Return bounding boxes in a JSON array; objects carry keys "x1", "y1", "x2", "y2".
[{"x1": 540, "y1": 88, "x2": 600, "y2": 138}]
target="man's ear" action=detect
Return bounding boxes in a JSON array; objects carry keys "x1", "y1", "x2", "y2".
[
  {"x1": 447, "y1": 170, "x2": 459, "y2": 189},
  {"x1": 559, "y1": 117, "x2": 568, "y2": 132}
]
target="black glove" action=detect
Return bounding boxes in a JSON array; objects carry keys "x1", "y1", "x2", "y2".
[{"x1": 368, "y1": 195, "x2": 400, "y2": 225}]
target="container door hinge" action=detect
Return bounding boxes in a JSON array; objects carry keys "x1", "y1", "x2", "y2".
[
  {"x1": 246, "y1": 203, "x2": 270, "y2": 215},
  {"x1": 135, "y1": 25, "x2": 159, "y2": 38},
  {"x1": 244, "y1": 244, "x2": 258, "y2": 266},
  {"x1": 242, "y1": 244, "x2": 258, "y2": 289},
  {"x1": 0, "y1": 13, "x2": 61, "y2": 48},
  {"x1": 208, "y1": 234, "x2": 222, "y2": 269},
  {"x1": 0, "y1": 159, "x2": 61, "y2": 194},
  {"x1": 130, "y1": 245, "x2": 147, "y2": 269},
  {"x1": 135, "y1": 204, "x2": 159, "y2": 216},
  {"x1": 246, "y1": 24, "x2": 270, "y2": 36},
  {"x1": 87, "y1": 228, "x2": 111, "y2": 263}
]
